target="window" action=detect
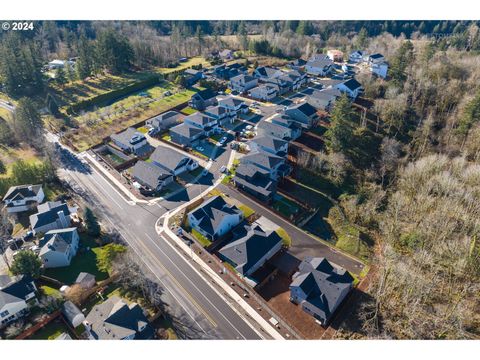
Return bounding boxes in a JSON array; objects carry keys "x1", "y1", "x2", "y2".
[{"x1": 0, "y1": 310, "x2": 9, "y2": 317}]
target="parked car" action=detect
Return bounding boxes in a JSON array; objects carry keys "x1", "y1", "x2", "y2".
[
  {"x1": 218, "y1": 136, "x2": 228, "y2": 146},
  {"x1": 220, "y1": 166, "x2": 227, "y2": 173},
  {"x1": 148, "y1": 128, "x2": 156, "y2": 135}
]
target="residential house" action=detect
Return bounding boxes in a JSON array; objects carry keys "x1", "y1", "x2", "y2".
[
  {"x1": 307, "y1": 88, "x2": 341, "y2": 111},
  {"x1": 287, "y1": 58, "x2": 307, "y2": 71},
  {"x1": 218, "y1": 96, "x2": 249, "y2": 115},
  {"x1": 285, "y1": 101, "x2": 318, "y2": 129},
  {"x1": 253, "y1": 67, "x2": 306, "y2": 94},
  {"x1": 0, "y1": 275, "x2": 37, "y2": 328},
  {"x1": 183, "y1": 68, "x2": 204, "y2": 87},
  {"x1": 204, "y1": 106, "x2": 235, "y2": 126},
  {"x1": 145, "y1": 111, "x2": 181, "y2": 134},
  {"x1": 327, "y1": 49, "x2": 344, "y2": 62},
  {"x1": 213, "y1": 63, "x2": 248, "y2": 80},
  {"x1": 257, "y1": 115, "x2": 301, "y2": 141},
  {"x1": 29, "y1": 201, "x2": 76, "y2": 235},
  {"x1": 188, "y1": 89, "x2": 218, "y2": 110},
  {"x1": 241, "y1": 150, "x2": 290, "y2": 180},
  {"x1": 219, "y1": 49, "x2": 234, "y2": 60},
  {"x1": 334, "y1": 78, "x2": 363, "y2": 99},
  {"x1": 230, "y1": 74, "x2": 258, "y2": 93},
  {"x1": 2, "y1": 184, "x2": 45, "y2": 213},
  {"x1": 290, "y1": 257, "x2": 354, "y2": 325},
  {"x1": 39, "y1": 227, "x2": 80, "y2": 268},
  {"x1": 187, "y1": 195, "x2": 243, "y2": 241},
  {"x1": 150, "y1": 146, "x2": 198, "y2": 176},
  {"x1": 75, "y1": 272, "x2": 96, "y2": 289},
  {"x1": 305, "y1": 55, "x2": 333, "y2": 76},
  {"x1": 218, "y1": 222, "x2": 283, "y2": 277},
  {"x1": 132, "y1": 160, "x2": 174, "y2": 191},
  {"x1": 111, "y1": 127, "x2": 148, "y2": 155},
  {"x1": 184, "y1": 112, "x2": 219, "y2": 135},
  {"x1": 248, "y1": 84, "x2": 279, "y2": 101},
  {"x1": 84, "y1": 296, "x2": 154, "y2": 340},
  {"x1": 348, "y1": 50, "x2": 363, "y2": 63},
  {"x1": 233, "y1": 163, "x2": 277, "y2": 202},
  {"x1": 371, "y1": 62, "x2": 388, "y2": 79},
  {"x1": 169, "y1": 123, "x2": 204, "y2": 147},
  {"x1": 250, "y1": 135, "x2": 288, "y2": 157},
  {"x1": 367, "y1": 53, "x2": 385, "y2": 64},
  {"x1": 253, "y1": 66, "x2": 283, "y2": 80}
]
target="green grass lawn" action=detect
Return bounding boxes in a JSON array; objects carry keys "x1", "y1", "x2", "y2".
[
  {"x1": 180, "y1": 106, "x2": 197, "y2": 115},
  {"x1": 238, "y1": 204, "x2": 255, "y2": 218},
  {"x1": 161, "y1": 133, "x2": 172, "y2": 141},
  {"x1": 275, "y1": 227, "x2": 292, "y2": 247},
  {"x1": 43, "y1": 235, "x2": 109, "y2": 285},
  {"x1": 191, "y1": 229, "x2": 212, "y2": 247},
  {"x1": 156, "y1": 57, "x2": 210, "y2": 74},
  {"x1": 40, "y1": 285, "x2": 62, "y2": 299}
]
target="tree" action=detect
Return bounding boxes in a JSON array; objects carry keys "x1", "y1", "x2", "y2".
[
  {"x1": 84, "y1": 207, "x2": 101, "y2": 237},
  {"x1": 355, "y1": 27, "x2": 369, "y2": 49},
  {"x1": 96, "y1": 29, "x2": 134, "y2": 74},
  {"x1": 325, "y1": 95, "x2": 355, "y2": 153},
  {"x1": 457, "y1": 90, "x2": 480, "y2": 137},
  {"x1": 97, "y1": 243, "x2": 126, "y2": 272},
  {"x1": 389, "y1": 40, "x2": 415, "y2": 86},
  {"x1": 13, "y1": 98, "x2": 43, "y2": 144},
  {"x1": 46, "y1": 93, "x2": 60, "y2": 117},
  {"x1": 55, "y1": 67, "x2": 67, "y2": 87},
  {"x1": 237, "y1": 22, "x2": 248, "y2": 51},
  {"x1": 0, "y1": 160, "x2": 5, "y2": 175},
  {"x1": 10, "y1": 250, "x2": 42, "y2": 278},
  {"x1": 175, "y1": 75, "x2": 187, "y2": 88},
  {"x1": 0, "y1": 117, "x2": 15, "y2": 146}
]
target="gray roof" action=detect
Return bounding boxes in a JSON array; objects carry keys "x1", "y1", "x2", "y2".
[
  {"x1": 287, "y1": 101, "x2": 317, "y2": 117},
  {"x1": 85, "y1": 296, "x2": 153, "y2": 340},
  {"x1": 185, "y1": 112, "x2": 215, "y2": 126},
  {"x1": 189, "y1": 196, "x2": 242, "y2": 237},
  {"x1": 0, "y1": 275, "x2": 36, "y2": 309},
  {"x1": 75, "y1": 272, "x2": 96, "y2": 284},
  {"x1": 111, "y1": 127, "x2": 145, "y2": 146},
  {"x1": 257, "y1": 119, "x2": 291, "y2": 135},
  {"x1": 150, "y1": 146, "x2": 191, "y2": 173},
  {"x1": 290, "y1": 257, "x2": 354, "y2": 323},
  {"x1": 170, "y1": 123, "x2": 203, "y2": 138},
  {"x1": 132, "y1": 160, "x2": 172, "y2": 189},
  {"x1": 234, "y1": 163, "x2": 276, "y2": 197},
  {"x1": 218, "y1": 96, "x2": 245, "y2": 108},
  {"x1": 39, "y1": 227, "x2": 78, "y2": 257},
  {"x1": 231, "y1": 74, "x2": 256, "y2": 83},
  {"x1": 29, "y1": 201, "x2": 71, "y2": 230},
  {"x1": 147, "y1": 111, "x2": 181, "y2": 127},
  {"x1": 192, "y1": 88, "x2": 217, "y2": 101},
  {"x1": 255, "y1": 66, "x2": 281, "y2": 79},
  {"x1": 205, "y1": 105, "x2": 229, "y2": 117},
  {"x1": 307, "y1": 57, "x2": 333, "y2": 69},
  {"x1": 3, "y1": 184, "x2": 42, "y2": 202},
  {"x1": 340, "y1": 78, "x2": 362, "y2": 91},
  {"x1": 242, "y1": 150, "x2": 284, "y2": 170},
  {"x1": 218, "y1": 223, "x2": 282, "y2": 276},
  {"x1": 252, "y1": 135, "x2": 287, "y2": 152}
]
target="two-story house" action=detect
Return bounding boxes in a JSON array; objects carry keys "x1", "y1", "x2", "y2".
[
  {"x1": 334, "y1": 78, "x2": 363, "y2": 99},
  {"x1": 183, "y1": 112, "x2": 219, "y2": 136},
  {"x1": 39, "y1": 227, "x2": 80, "y2": 268},
  {"x1": 284, "y1": 101, "x2": 319, "y2": 129},
  {"x1": 250, "y1": 135, "x2": 288, "y2": 157},
  {"x1": 305, "y1": 55, "x2": 333, "y2": 77},
  {"x1": 2, "y1": 184, "x2": 45, "y2": 213},
  {"x1": 0, "y1": 275, "x2": 38, "y2": 328},
  {"x1": 111, "y1": 127, "x2": 148, "y2": 155},
  {"x1": 248, "y1": 84, "x2": 279, "y2": 101},
  {"x1": 241, "y1": 150, "x2": 290, "y2": 181},
  {"x1": 188, "y1": 89, "x2": 218, "y2": 110},
  {"x1": 29, "y1": 201, "x2": 77, "y2": 235},
  {"x1": 229, "y1": 74, "x2": 258, "y2": 93},
  {"x1": 150, "y1": 146, "x2": 198, "y2": 176},
  {"x1": 145, "y1": 111, "x2": 182, "y2": 135},
  {"x1": 218, "y1": 96, "x2": 249, "y2": 115}
]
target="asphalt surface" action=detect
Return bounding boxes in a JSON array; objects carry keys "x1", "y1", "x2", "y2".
[{"x1": 53, "y1": 141, "x2": 261, "y2": 340}]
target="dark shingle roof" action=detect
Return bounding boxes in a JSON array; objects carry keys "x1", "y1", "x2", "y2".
[
  {"x1": 218, "y1": 224, "x2": 282, "y2": 275},
  {"x1": 170, "y1": 123, "x2": 203, "y2": 138},
  {"x1": 242, "y1": 151, "x2": 284, "y2": 170},
  {"x1": 0, "y1": 275, "x2": 35, "y2": 309},
  {"x1": 185, "y1": 112, "x2": 215, "y2": 126},
  {"x1": 369, "y1": 53, "x2": 384, "y2": 59},
  {"x1": 150, "y1": 146, "x2": 190, "y2": 173},
  {"x1": 193, "y1": 88, "x2": 217, "y2": 101},
  {"x1": 3, "y1": 184, "x2": 42, "y2": 202},
  {"x1": 341, "y1": 78, "x2": 362, "y2": 91},
  {"x1": 252, "y1": 135, "x2": 287, "y2": 152},
  {"x1": 29, "y1": 201, "x2": 71, "y2": 230},
  {"x1": 132, "y1": 161, "x2": 171, "y2": 189},
  {"x1": 111, "y1": 127, "x2": 145, "y2": 146},
  {"x1": 39, "y1": 228, "x2": 77, "y2": 257}
]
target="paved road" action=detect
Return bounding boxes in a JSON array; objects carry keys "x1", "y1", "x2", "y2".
[
  {"x1": 219, "y1": 184, "x2": 365, "y2": 274},
  {"x1": 53, "y1": 141, "x2": 261, "y2": 340},
  {"x1": 0, "y1": 99, "x2": 15, "y2": 113}
]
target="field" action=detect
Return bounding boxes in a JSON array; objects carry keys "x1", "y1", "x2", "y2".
[
  {"x1": 155, "y1": 56, "x2": 210, "y2": 74},
  {"x1": 0, "y1": 145, "x2": 42, "y2": 180}
]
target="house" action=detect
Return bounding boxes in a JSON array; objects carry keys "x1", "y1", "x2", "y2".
[
  {"x1": 132, "y1": 160, "x2": 174, "y2": 192},
  {"x1": 213, "y1": 63, "x2": 247, "y2": 80},
  {"x1": 189, "y1": 89, "x2": 218, "y2": 110},
  {"x1": 327, "y1": 49, "x2": 344, "y2": 62},
  {"x1": 367, "y1": 53, "x2": 385, "y2": 64},
  {"x1": 48, "y1": 59, "x2": 74, "y2": 70},
  {"x1": 285, "y1": 101, "x2": 318, "y2": 129},
  {"x1": 219, "y1": 49, "x2": 234, "y2": 60},
  {"x1": 29, "y1": 201, "x2": 76, "y2": 235},
  {"x1": 253, "y1": 67, "x2": 306, "y2": 94},
  {"x1": 62, "y1": 301, "x2": 85, "y2": 328},
  {"x1": 187, "y1": 195, "x2": 243, "y2": 241},
  {"x1": 75, "y1": 272, "x2": 96, "y2": 289},
  {"x1": 218, "y1": 222, "x2": 282, "y2": 277},
  {"x1": 145, "y1": 111, "x2": 181, "y2": 134},
  {"x1": 349, "y1": 50, "x2": 364, "y2": 63},
  {"x1": 233, "y1": 163, "x2": 277, "y2": 202},
  {"x1": 150, "y1": 146, "x2": 198, "y2": 176},
  {"x1": 169, "y1": 123, "x2": 204, "y2": 147},
  {"x1": 251, "y1": 135, "x2": 288, "y2": 157},
  {"x1": 184, "y1": 112, "x2": 219, "y2": 135},
  {"x1": 253, "y1": 66, "x2": 283, "y2": 80},
  {"x1": 230, "y1": 74, "x2": 258, "y2": 93},
  {"x1": 334, "y1": 78, "x2": 363, "y2": 99},
  {"x1": 0, "y1": 275, "x2": 37, "y2": 328},
  {"x1": 305, "y1": 55, "x2": 333, "y2": 77},
  {"x1": 111, "y1": 127, "x2": 148, "y2": 155},
  {"x1": 204, "y1": 106, "x2": 235, "y2": 126},
  {"x1": 241, "y1": 150, "x2": 290, "y2": 180},
  {"x1": 183, "y1": 68, "x2": 204, "y2": 87},
  {"x1": 248, "y1": 84, "x2": 279, "y2": 101},
  {"x1": 218, "y1": 96, "x2": 249, "y2": 114},
  {"x1": 371, "y1": 62, "x2": 388, "y2": 79},
  {"x1": 2, "y1": 184, "x2": 45, "y2": 213},
  {"x1": 287, "y1": 58, "x2": 307, "y2": 71},
  {"x1": 39, "y1": 227, "x2": 80, "y2": 268},
  {"x1": 84, "y1": 296, "x2": 154, "y2": 340},
  {"x1": 308, "y1": 88, "x2": 341, "y2": 111},
  {"x1": 290, "y1": 257, "x2": 354, "y2": 325},
  {"x1": 257, "y1": 116, "x2": 300, "y2": 141}
]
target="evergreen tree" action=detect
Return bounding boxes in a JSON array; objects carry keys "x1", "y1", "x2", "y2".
[
  {"x1": 10, "y1": 250, "x2": 42, "y2": 279},
  {"x1": 325, "y1": 95, "x2": 355, "y2": 153},
  {"x1": 46, "y1": 93, "x2": 60, "y2": 117},
  {"x1": 96, "y1": 29, "x2": 134, "y2": 74},
  {"x1": 389, "y1": 40, "x2": 415, "y2": 86},
  {"x1": 84, "y1": 207, "x2": 101, "y2": 237},
  {"x1": 14, "y1": 97, "x2": 43, "y2": 144},
  {"x1": 55, "y1": 66, "x2": 67, "y2": 87}
]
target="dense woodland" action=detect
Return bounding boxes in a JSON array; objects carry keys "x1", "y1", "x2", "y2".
[{"x1": 0, "y1": 20, "x2": 479, "y2": 339}]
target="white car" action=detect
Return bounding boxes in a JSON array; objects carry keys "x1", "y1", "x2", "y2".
[{"x1": 245, "y1": 125, "x2": 253, "y2": 130}]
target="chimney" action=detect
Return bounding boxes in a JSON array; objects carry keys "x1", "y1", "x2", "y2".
[
  {"x1": 57, "y1": 210, "x2": 69, "y2": 228},
  {"x1": 27, "y1": 185, "x2": 33, "y2": 191}
]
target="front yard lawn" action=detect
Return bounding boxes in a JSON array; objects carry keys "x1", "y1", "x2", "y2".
[
  {"x1": 275, "y1": 227, "x2": 292, "y2": 247},
  {"x1": 239, "y1": 204, "x2": 255, "y2": 218},
  {"x1": 180, "y1": 106, "x2": 197, "y2": 115},
  {"x1": 191, "y1": 229, "x2": 212, "y2": 247}
]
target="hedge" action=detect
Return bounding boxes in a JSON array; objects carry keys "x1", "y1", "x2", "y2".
[{"x1": 66, "y1": 75, "x2": 161, "y2": 115}]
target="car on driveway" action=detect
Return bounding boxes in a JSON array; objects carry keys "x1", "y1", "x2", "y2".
[
  {"x1": 218, "y1": 136, "x2": 228, "y2": 146},
  {"x1": 220, "y1": 166, "x2": 228, "y2": 173}
]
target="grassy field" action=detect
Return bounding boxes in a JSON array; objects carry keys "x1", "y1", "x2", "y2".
[
  {"x1": 156, "y1": 57, "x2": 210, "y2": 74},
  {"x1": 40, "y1": 285, "x2": 63, "y2": 299},
  {"x1": 63, "y1": 84, "x2": 196, "y2": 151},
  {"x1": 180, "y1": 106, "x2": 197, "y2": 115},
  {"x1": 0, "y1": 145, "x2": 42, "y2": 180}
]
